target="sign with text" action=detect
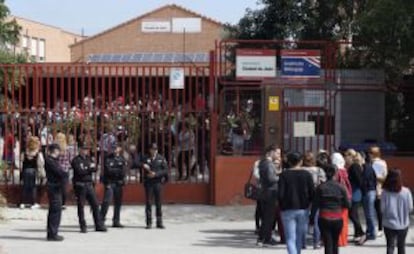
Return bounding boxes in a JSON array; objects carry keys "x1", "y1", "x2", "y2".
[
  {"x1": 281, "y1": 50, "x2": 321, "y2": 78},
  {"x1": 294, "y1": 121, "x2": 316, "y2": 137},
  {"x1": 236, "y1": 49, "x2": 277, "y2": 80},
  {"x1": 141, "y1": 20, "x2": 171, "y2": 33},
  {"x1": 169, "y1": 68, "x2": 185, "y2": 89},
  {"x1": 268, "y1": 96, "x2": 280, "y2": 111}
]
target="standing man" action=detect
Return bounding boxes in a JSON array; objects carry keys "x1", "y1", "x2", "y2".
[
  {"x1": 71, "y1": 142, "x2": 107, "y2": 233},
  {"x1": 257, "y1": 144, "x2": 280, "y2": 247},
  {"x1": 100, "y1": 144, "x2": 126, "y2": 228},
  {"x1": 278, "y1": 152, "x2": 315, "y2": 254},
  {"x1": 45, "y1": 144, "x2": 67, "y2": 241},
  {"x1": 142, "y1": 143, "x2": 168, "y2": 229}
]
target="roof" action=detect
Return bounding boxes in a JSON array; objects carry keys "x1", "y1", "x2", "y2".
[
  {"x1": 70, "y1": 4, "x2": 224, "y2": 47},
  {"x1": 10, "y1": 15, "x2": 85, "y2": 38}
]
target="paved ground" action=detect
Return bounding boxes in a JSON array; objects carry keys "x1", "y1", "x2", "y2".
[{"x1": 0, "y1": 205, "x2": 413, "y2": 254}]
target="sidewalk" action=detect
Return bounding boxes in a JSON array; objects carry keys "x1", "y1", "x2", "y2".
[{"x1": 0, "y1": 205, "x2": 413, "y2": 254}]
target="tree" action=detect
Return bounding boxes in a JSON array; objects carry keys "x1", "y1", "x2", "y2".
[
  {"x1": 0, "y1": 0, "x2": 20, "y2": 49},
  {"x1": 0, "y1": 0, "x2": 27, "y2": 110}
]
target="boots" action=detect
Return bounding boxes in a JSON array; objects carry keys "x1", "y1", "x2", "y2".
[{"x1": 156, "y1": 217, "x2": 165, "y2": 229}]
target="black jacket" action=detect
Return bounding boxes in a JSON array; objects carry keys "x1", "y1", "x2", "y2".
[
  {"x1": 45, "y1": 156, "x2": 67, "y2": 185},
  {"x1": 141, "y1": 153, "x2": 168, "y2": 184},
  {"x1": 71, "y1": 155, "x2": 96, "y2": 183},
  {"x1": 348, "y1": 163, "x2": 363, "y2": 191},
  {"x1": 103, "y1": 154, "x2": 126, "y2": 185},
  {"x1": 361, "y1": 163, "x2": 377, "y2": 194},
  {"x1": 278, "y1": 169, "x2": 315, "y2": 210},
  {"x1": 310, "y1": 180, "x2": 350, "y2": 221},
  {"x1": 258, "y1": 159, "x2": 278, "y2": 201}
]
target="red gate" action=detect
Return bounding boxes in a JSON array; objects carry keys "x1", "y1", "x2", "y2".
[{"x1": 0, "y1": 58, "x2": 218, "y2": 204}]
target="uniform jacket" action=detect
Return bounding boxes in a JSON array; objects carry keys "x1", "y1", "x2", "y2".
[
  {"x1": 45, "y1": 156, "x2": 67, "y2": 185},
  {"x1": 141, "y1": 153, "x2": 168, "y2": 184},
  {"x1": 71, "y1": 155, "x2": 96, "y2": 183},
  {"x1": 103, "y1": 154, "x2": 126, "y2": 185}
]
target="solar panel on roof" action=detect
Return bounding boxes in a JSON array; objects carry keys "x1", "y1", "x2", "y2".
[
  {"x1": 163, "y1": 53, "x2": 173, "y2": 62},
  {"x1": 194, "y1": 53, "x2": 205, "y2": 62},
  {"x1": 101, "y1": 54, "x2": 112, "y2": 62},
  {"x1": 121, "y1": 54, "x2": 132, "y2": 62},
  {"x1": 153, "y1": 54, "x2": 164, "y2": 62},
  {"x1": 131, "y1": 53, "x2": 143, "y2": 62},
  {"x1": 142, "y1": 53, "x2": 153, "y2": 62},
  {"x1": 112, "y1": 54, "x2": 122, "y2": 62}
]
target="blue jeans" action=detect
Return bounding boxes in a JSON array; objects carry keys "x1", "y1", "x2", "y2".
[
  {"x1": 313, "y1": 210, "x2": 321, "y2": 246},
  {"x1": 363, "y1": 190, "x2": 376, "y2": 239},
  {"x1": 281, "y1": 209, "x2": 308, "y2": 254}
]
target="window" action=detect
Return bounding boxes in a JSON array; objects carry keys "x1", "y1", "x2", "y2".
[
  {"x1": 30, "y1": 37, "x2": 37, "y2": 57},
  {"x1": 39, "y1": 39, "x2": 45, "y2": 61},
  {"x1": 22, "y1": 36, "x2": 28, "y2": 48}
]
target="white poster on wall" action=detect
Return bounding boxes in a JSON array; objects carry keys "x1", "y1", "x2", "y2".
[
  {"x1": 141, "y1": 20, "x2": 171, "y2": 33},
  {"x1": 172, "y1": 18, "x2": 202, "y2": 33},
  {"x1": 170, "y1": 68, "x2": 185, "y2": 89},
  {"x1": 236, "y1": 49, "x2": 277, "y2": 80},
  {"x1": 294, "y1": 121, "x2": 316, "y2": 137}
]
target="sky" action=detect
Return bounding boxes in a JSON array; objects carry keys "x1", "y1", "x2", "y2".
[{"x1": 7, "y1": 0, "x2": 259, "y2": 36}]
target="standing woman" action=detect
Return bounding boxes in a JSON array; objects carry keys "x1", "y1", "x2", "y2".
[
  {"x1": 54, "y1": 132, "x2": 76, "y2": 208},
  {"x1": 331, "y1": 153, "x2": 352, "y2": 247},
  {"x1": 381, "y1": 169, "x2": 413, "y2": 254},
  {"x1": 19, "y1": 136, "x2": 45, "y2": 209},
  {"x1": 176, "y1": 122, "x2": 195, "y2": 181},
  {"x1": 344, "y1": 149, "x2": 366, "y2": 243},
  {"x1": 310, "y1": 165, "x2": 350, "y2": 254}
]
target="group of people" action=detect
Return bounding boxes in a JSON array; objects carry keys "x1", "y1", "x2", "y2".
[
  {"x1": 252, "y1": 145, "x2": 413, "y2": 254},
  {"x1": 18, "y1": 133, "x2": 169, "y2": 241}
]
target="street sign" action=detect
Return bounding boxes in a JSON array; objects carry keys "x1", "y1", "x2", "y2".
[{"x1": 281, "y1": 50, "x2": 321, "y2": 78}]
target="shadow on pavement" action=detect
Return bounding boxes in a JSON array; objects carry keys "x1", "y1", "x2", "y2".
[
  {"x1": 14, "y1": 228, "x2": 79, "y2": 233},
  {"x1": 194, "y1": 229, "x2": 284, "y2": 250},
  {"x1": 0, "y1": 235, "x2": 46, "y2": 241}
]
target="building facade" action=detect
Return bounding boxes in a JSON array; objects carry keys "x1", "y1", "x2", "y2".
[
  {"x1": 9, "y1": 16, "x2": 84, "y2": 62},
  {"x1": 70, "y1": 4, "x2": 225, "y2": 63}
]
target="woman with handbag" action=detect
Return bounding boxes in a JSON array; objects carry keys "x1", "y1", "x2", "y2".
[{"x1": 344, "y1": 149, "x2": 366, "y2": 244}]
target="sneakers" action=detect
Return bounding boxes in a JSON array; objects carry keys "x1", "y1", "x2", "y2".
[
  {"x1": 47, "y1": 235, "x2": 64, "y2": 241},
  {"x1": 31, "y1": 203, "x2": 40, "y2": 209},
  {"x1": 145, "y1": 224, "x2": 152, "y2": 230},
  {"x1": 19, "y1": 204, "x2": 25, "y2": 209},
  {"x1": 80, "y1": 227, "x2": 87, "y2": 233},
  {"x1": 377, "y1": 230, "x2": 384, "y2": 237}
]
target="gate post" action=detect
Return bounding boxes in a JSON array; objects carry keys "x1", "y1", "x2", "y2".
[
  {"x1": 263, "y1": 85, "x2": 283, "y2": 149},
  {"x1": 209, "y1": 50, "x2": 217, "y2": 205}
]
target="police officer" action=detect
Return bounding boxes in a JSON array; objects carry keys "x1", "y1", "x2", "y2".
[
  {"x1": 100, "y1": 143, "x2": 126, "y2": 228},
  {"x1": 142, "y1": 143, "x2": 168, "y2": 229},
  {"x1": 45, "y1": 144, "x2": 67, "y2": 241},
  {"x1": 71, "y1": 142, "x2": 107, "y2": 233}
]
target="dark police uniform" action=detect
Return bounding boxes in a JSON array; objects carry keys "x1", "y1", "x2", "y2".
[
  {"x1": 142, "y1": 151, "x2": 168, "y2": 229},
  {"x1": 71, "y1": 153, "x2": 106, "y2": 232},
  {"x1": 100, "y1": 153, "x2": 126, "y2": 227},
  {"x1": 45, "y1": 144, "x2": 67, "y2": 241}
]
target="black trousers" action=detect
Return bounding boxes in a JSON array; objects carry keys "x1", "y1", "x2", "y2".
[
  {"x1": 349, "y1": 201, "x2": 365, "y2": 237},
  {"x1": 145, "y1": 182, "x2": 163, "y2": 226},
  {"x1": 47, "y1": 184, "x2": 63, "y2": 238},
  {"x1": 74, "y1": 183, "x2": 104, "y2": 230},
  {"x1": 100, "y1": 183, "x2": 123, "y2": 224},
  {"x1": 61, "y1": 178, "x2": 68, "y2": 206},
  {"x1": 255, "y1": 200, "x2": 262, "y2": 230},
  {"x1": 375, "y1": 198, "x2": 383, "y2": 231},
  {"x1": 384, "y1": 227, "x2": 408, "y2": 254},
  {"x1": 21, "y1": 168, "x2": 36, "y2": 205},
  {"x1": 258, "y1": 199, "x2": 276, "y2": 243},
  {"x1": 177, "y1": 150, "x2": 195, "y2": 179},
  {"x1": 318, "y1": 218, "x2": 343, "y2": 254}
]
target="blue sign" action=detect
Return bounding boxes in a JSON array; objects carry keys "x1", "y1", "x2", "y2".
[{"x1": 281, "y1": 50, "x2": 321, "y2": 78}]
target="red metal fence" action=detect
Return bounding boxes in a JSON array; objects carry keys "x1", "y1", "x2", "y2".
[{"x1": 0, "y1": 63, "x2": 216, "y2": 188}]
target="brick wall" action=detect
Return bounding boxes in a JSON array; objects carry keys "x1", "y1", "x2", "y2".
[{"x1": 70, "y1": 6, "x2": 224, "y2": 62}]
